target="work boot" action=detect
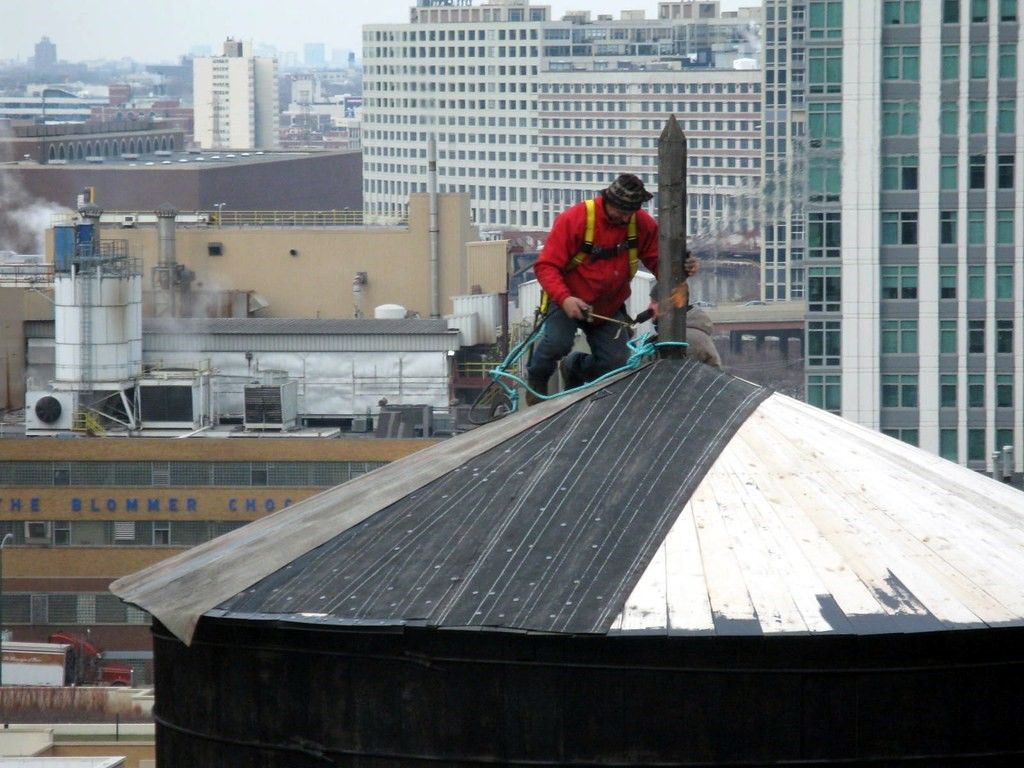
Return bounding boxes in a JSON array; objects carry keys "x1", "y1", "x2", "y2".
[{"x1": 524, "y1": 377, "x2": 547, "y2": 407}]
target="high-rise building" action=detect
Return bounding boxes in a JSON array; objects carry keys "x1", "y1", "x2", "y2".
[
  {"x1": 193, "y1": 38, "x2": 279, "y2": 150},
  {"x1": 767, "y1": 0, "x2": 1023, "y2": 478},
  {"x1": 304, "y1": 42, "x2": 327, "y2": 67},
  {"x1": 34, "y1": 36, "x2": 57, "y2": 68},
  {"x1": 362, "y1": 0, "x2": 763, "y2": 236}
]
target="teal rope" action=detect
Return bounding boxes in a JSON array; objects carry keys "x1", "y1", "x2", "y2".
[{"x1": 488, "y1": 325, "x2": 689, "y2": 412}]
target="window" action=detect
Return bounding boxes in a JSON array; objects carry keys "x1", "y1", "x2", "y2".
[
  {"x1": 940, "y1": 211, "x2": 958, "y2": 244},
  {"x1": 969, "y1": 154, "x2": 986, "y2": 189},
  {"x1": 997, "y1": 374, "x2": 1013, "y2": 407},
  {"x1": 968, "y1": 210, "x2": 986, "y2": 245},
  {"x1": 883, "y1": 46, "x2": 920, "y2": 80},
  {"x1": 941, "y1": 374, "x2": 958, "y2": 407},
  {"x1": 939, "y1": 429, "x2": 958, "y2": 462},
  {"x1": 881, "y1": 374, "x2": 919, "y2": 408},
  {"x1": 808, "y1": 1, "x2": 843, "y2": 38},
  {"x1": 809, "y1": 158, "x2": 840, "y2": 201},
  {"x1": 996, "y1": 429, "x2": 1014, "y2": 454},
  {"x1": 884, "y1": 0, "x2": 921, "y2": 23},
  {"x1": 881, "y1": 319, "x2": 918, "y2": 353},
  {"x1": 941, "y1": 266, "x2": 958, "y2": 299},
  {"x1": 997, "y1": 211, "x2": 1014, "y2": 245},
  {"x1": 808, "y1": 102, "x2": 841, "y2": 148},
  {"x1": 997, "y1": 319, "x2": 1014, "y2": 353},
  {"x1": 969, "y1": 99, "x2": 987, "y2": 134},
  {"x1": 941, "y1": 45, "x2": 960, "y2": 79},
  {"x1": 998, "y1": 100, "x2": 1016, "y2": 133},
  {"x1": 968, "y1": 319, "x2": 986, "y2": 352},
  {"x1": 808, "y1": 266, "x2": 841, "y2": 311},
  {"x1": 882, "y1": 101, "x2": 919, "y2": 136},
  {"x1": 807, "y1": 374, "x2": 841, "y2": 413},
  {"x1": 808, "y1": 47, "x2": 842, "y2": 92},
  {"x1": 808, "y1": 320, "x2": 841, "y2": 366},
  {"x1": 940, "y1": 102, "x2": 959, "y2": 135},
  {"x1": 968, "y1": 429, "x2": 986, "y2": 461},
  {"x1": 153, "y1": 521, "x2": 170, "y2": 545},
  {"x1": 882, "y1": 428, "x2": 919, "y2": 447},
  {"x1": 968, "y1": 265, "x2": 986, "y2": 298},
  {"x1": 881, "y1": 211, "x2": 918, "y2": 245},
  {"x1": 968, "y1": 374, "x2": 986, "y2": 407},
  {"x1": 970, "y1": 43, "x2": 988, "y2": 79},
  {"x1": 940, "y1": 156, "x2": 958, "y2": 191},
  {"x1": 808, "y1": 212, "x2": 841, "y2": 258},
  {"x1": 882, "y1": 155, "x2": 918, "y2": 190},
  {"x1": 996, "y1": 264, "x2": 1014, "y2": 299},
  {"x1": 941, "y1": 320, "x2": 958, "y2": 353},
  {"x1": 881, "y1": 265, "x2": 918, "y2": 299},
  {"x1": 1002, "y1": 0, "x2": 1019, "y2": 21},
  {"x1": 943, "y1": 0, "x2": 961, "y2": 22},
  {"x1": 971, "y1": 0, "x2": 989, "y2": 21},
  {"x1": 999, "y1": 43, "x2": 1018, "y2": 79},
  {"x1": 998, "y1": 155, "x2": 1014, "y2": 189}
]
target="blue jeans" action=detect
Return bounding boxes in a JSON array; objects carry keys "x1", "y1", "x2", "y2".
[{"x1": 526, "y1": 307, "x2": 630, "y2": 389}]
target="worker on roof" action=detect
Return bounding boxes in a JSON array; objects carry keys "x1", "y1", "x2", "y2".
[
  {"x1": 644, "y1": 281, "x2": 722, "y2": 369},
  {"x1": 526, "y1": 173, "x2": 699, "y2": 403}
]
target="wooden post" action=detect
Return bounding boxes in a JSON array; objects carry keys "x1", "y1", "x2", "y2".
[{"x1": 657, "y1": 115, "x2": 687, "y2": 358}]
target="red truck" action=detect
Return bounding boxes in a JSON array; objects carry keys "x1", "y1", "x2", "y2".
[{"x1": 1, "y1": 633, "x2": 133, "y2": 686}]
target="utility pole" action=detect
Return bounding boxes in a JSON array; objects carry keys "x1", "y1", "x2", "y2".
[{"x1": 657, "y1": 115, "x2": 687, "y2": 358}]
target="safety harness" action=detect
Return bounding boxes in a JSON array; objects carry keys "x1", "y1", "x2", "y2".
[{"x1": 538, "y1": 198, "x2": 640, "y2": 314}]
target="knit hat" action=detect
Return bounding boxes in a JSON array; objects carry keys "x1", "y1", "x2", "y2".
[{"x1": 602, "y1": 174, "x2": 653, "y2": 211}]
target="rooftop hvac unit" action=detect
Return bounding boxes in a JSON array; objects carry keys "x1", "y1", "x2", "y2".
[
  {"x1": 25, "y1": 391, "x2": 76, "y2": 431},
  {"x1": 350, "y1": 416, "x2": 372, "y2": 433},
  {"x1": 244, "y1": 380, "x2": 299, "y2": 430}
]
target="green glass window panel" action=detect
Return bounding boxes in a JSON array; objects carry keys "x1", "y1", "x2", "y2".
[
  {"x1": 882, "y1": 375, "x2": 900, "y2": 407},
  {"x1": 997, "y1": 320, "x2": 1014, "y2": 353},
  {"x1": 940, "y1": 321, "x2": 957, "y2": 353},
  {"x1": 968, "y1": 265, "x2": 986, "y2": 298},
  {"x1": 968, "y1": 210, "x2": 985, "y2": 245},
  {"x1": 998, "y1": 100, "x2": 1016, "y2": 133},
  {"x1": 940, "y1": 156, "x2": 957, "y2": 190},
  {"x1": 967, "y1": 429, "x2": 985, "y2": 461},
  {"x1": 968, "y1": 319, "x2": 986, "y2": 352},
  {"x1": 972, "y1": 0, "x2": 989, "y2": 21},
  {"x1": 904, "y1": 47, "x2": 920, "y2": 80},
  {"x1": 970, "y1": 44, "x2": 988, "y2": 78},
  {"x1": 903, "y1": 102, "x2": 919, "y2": 134},
  {"x1": 905, "y1": 1, "x2": 921, "y2": 23},
  {"x1": 901, "y1": 322, "x2": 918, "y2": 353},
  {"x1": 881, "y1": 321, "x2": 898, "y2": 353},
  {"x1": 968, "y1": 374, "x2": 985, "y2": 407},
  {"x1": 941, "y1": 102, "x2": 958, "y2": 134},
  {"x1": 904, "y1": 377, "x2": 919, "y2": 408},
  {"x1": 996, "y1": 264, "x2": 1014, "y2": 299},
  {"x1": 996, "y1": 374, "x2": 1013, "y2": 407},
  {"x1": 902, "y1": 267, "x2": 918, "y2": 298},
  {"x1": 881, "y1": 159, "x2": 899, "y2": 190},
  {"x1": 997, "y1": 211, "x2": 1014, "y2": 245},
  {"x1": 941, "y1": 374, "x2": 958, "y2": 407},
  {"x1": 1001, "y1": 0, "x2": 1019, "y2": 21},
  {"x1": 883, "y1": 47, "x2": 901, "y2": 79},
  {"x1": 943, "y1": 0, "x2": 961, "y2": 22},
  {"x1": 940, "y1": 265, "x2": 958, "y2": 299},
  {"x1": 941, "y1": 45, "x2": 959, "y2": 79},
  {"x1": 881, "y1": 213, "x2": 899, "y2": 245},
  {"x1": 940, "y1": 211, "x2": 957, "y2": 245},
  {"x1": 939, "y1": 429, "x2": 958, "y2": 461},
  {"x1": 999, "y1": 44, "x2": 1018, "y2": 79},
  {"x1": 883, "y1": 103, "x2": 901, "y2": 136},
  {"x1": 969, "y1": 100, "x2": 987, "y2": 133},
  {"x1": 881, "y1": 266, "x2": 899, "y2": 299},
  {"x1": 996, "y1": 429, "x2": 1014, "y2": 453},
  {"x1": 884, "y1": 1, "x2": 902, "y2": 23}
]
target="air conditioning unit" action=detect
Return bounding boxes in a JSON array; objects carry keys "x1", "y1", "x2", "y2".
[
  {"x1": 350, "y1": 416, "x2": 371, "y2": 433},
  {"x1": 25, "y1": 391, "x2": 76, "y2": 431},
  {"x1": 121, "y1": 215, "x2": 136, "y2": 228},
  {"x1": 24, "y1": 520, "x2": 52, "y2": 544},
  {"x1": 244, "y1": 380, "x2": 299, "y2": 430}
]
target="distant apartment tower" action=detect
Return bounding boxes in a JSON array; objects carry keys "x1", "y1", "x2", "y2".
[
  {"x1": 34, "y1": 36, "x2": 57, "y2": 68},
  {"x1": 362, "y1": 0, "x2": 762, "y2": 235},
  {"x1": 304, "y1": 43, "x2": 327, "y2": 67},
  {"x1": 771, "y1": 0, "x2": 1023, "y2": 478},
  {"x1": 193, "y1": 38, "x2": 279, "y2": 150}
]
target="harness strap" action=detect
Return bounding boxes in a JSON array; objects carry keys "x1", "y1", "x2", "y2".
[{"x1": 539, "y1": 199, "x2": 638, "y2": 314}]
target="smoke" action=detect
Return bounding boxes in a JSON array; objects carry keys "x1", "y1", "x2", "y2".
[{"x1": 0, "y1": 123, "x2": 73, "y2": 254}]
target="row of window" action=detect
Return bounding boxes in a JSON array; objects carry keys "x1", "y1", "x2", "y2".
[
  {"x1": 808, "y1": 316, "x2": 1015, "y2": 362},
  {"x1": 1, "y1": 592, "x2": 148, "y2": 627},
  {"x1": 0, "y1": 461, "x2": 388, "y2": 488},
  {"x1": 883, "y1": 208, "x2": 1017, "y2": 247},
  {"x1": 884, "y1": 153, "x2": 1017, "y2": 192},
  {"x1": 0, "y1": 519, "x2": 247, "y2": 548}
]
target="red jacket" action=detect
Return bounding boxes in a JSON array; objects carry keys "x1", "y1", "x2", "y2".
[{"x1": 535, "y1": 195, "x2": 659, "y2": 318}]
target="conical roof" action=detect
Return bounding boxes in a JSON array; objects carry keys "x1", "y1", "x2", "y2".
[{"x1": 112, "y1": 359, "x2": 1024, "y2": 644}]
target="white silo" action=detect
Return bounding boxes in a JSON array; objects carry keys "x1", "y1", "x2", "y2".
[{"x1": 53, "y1": 205, "x2": 143, "y2": 386}]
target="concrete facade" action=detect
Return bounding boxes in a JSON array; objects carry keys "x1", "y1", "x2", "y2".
[{"x1": 193, "y1": 39, "x2": 279, "y2": 150}]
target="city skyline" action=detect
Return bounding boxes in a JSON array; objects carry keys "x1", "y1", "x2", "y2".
[{"x1": 1, "y1": 0, "x2": 759, "y2": 65}]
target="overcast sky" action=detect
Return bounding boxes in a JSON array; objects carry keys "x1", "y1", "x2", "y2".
[{"x1": 2, "y1": 0, "x2": 758, "y2": 64}]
